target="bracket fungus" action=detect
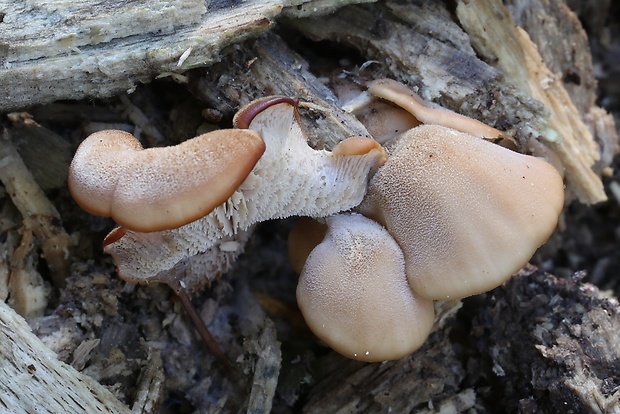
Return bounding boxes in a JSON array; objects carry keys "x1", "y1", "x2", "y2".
[
  {"x1": 296, "y1": 213, "x2": 434, "y2": 362},
  {"x1": 70, "y1": 97, "x2": 387, "y2": 290}
]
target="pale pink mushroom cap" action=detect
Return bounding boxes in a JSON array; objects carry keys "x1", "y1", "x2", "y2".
[
  {"x1": 68, "y1": 129, "x2": 265, "y2": 232},
  {"x1": 297, "y1": 213, "x2": 435, "y2": 362},
  {"x1": 357, "y1": 124, "x2": 564, "y2": 300}
]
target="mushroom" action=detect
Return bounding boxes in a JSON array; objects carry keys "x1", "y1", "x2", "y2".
[
  {"x1": 99, "y1": 97, "x2": 387, "y2": 288},
  {"x1": 366, "y1": 78, "x2": 513, "y2": 144},
  {"x1": 287, "y1": 217, "x2": 327, "y2": 275},
  {"x1": 68, "y1": 128, "x2": 265, "y2": 232},
  {"x1": 341, "y1": 91, "x2": 420, "y2": 144},
  {"x1": 297, "y1": 213, "x2": 435, "y2": 362},
  {"x1": 357, "y1": 124, "x2": 564, "y2": 300}
]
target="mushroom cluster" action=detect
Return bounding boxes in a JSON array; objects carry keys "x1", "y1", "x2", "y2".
[
  {"x1": 68, "y1": 80, "x2": 564, "y2": 364},
  {"x1": 293, "y1": 79, "x2": 564, "y2": 361}
]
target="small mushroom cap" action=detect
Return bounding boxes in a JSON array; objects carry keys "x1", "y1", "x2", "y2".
[
  {"x1": 367, "y1": 79, "x2": 515, "y2": 145},
  {"x1": 287, "y1": 217, "x2": 327, "y2": 274},
  {"x1": 68, "y1": 129, "x2": 265, "y2": 232},
  {"x1": 331, "y1": 136, "x2": 385, "y2": 158},
  {"x1": 297, "y1": 213, "x2": 435, "y2": 362},
  {"x1": 342, "y1": 91, "x2": 420, "y2": 143},
  {"x1": 357, "y1": 124, "x2": 564, "y2": 300}
]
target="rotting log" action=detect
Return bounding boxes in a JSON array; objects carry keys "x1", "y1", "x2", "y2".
[{"x1": 0, "y1": 0, "x2": 374, "y2": 112}]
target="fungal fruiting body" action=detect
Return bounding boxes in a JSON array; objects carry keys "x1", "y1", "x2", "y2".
[
  {"x1": 292, "y1": 80, "x2": 564, "y2": 361},
  {"x1": 366, "y1": 78, "x2": 513, "y2": 143},
  {"x1": 98, "y1": 98, "x2": 387, "y2": 288},
  {"x1": 296, "y1": 213, "x2": 434, "y2": 362},
  {"x1": 356, "y1": 124, "x2": 564, "y2": 300},
  {"x1": 69, "y1": 82, "x2": 566, "y2": 363},
  {"x1": 68, "y1": 129, "x2": 266, "y2": 232}
]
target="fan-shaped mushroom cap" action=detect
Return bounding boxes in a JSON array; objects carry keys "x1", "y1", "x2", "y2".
[
  {"x1": 297, "y1": 213, "x2": 435, "y2": 362},
  {"x1": 357, "y1": 124, "x2": 564, "y2": 300},
  {"x1": 68, "y1": 129, "x2": 265, "y2": 232},
  {"x1": 342, "y1": 91, "x2": 421, "y2": 144}
]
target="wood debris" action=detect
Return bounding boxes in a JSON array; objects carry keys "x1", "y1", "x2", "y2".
[
  {"x1": 456, "y1": 0, "x2": 611, "y2": 203},
  {"x1": 0, "y1": 300, "x2": 131, "y2": 414},
  {"x1": 0, "y1": 0, "x2": 373, "y2": 112}
]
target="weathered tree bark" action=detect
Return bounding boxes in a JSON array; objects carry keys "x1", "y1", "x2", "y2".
[{"x1": 0, "y1": 0, "x2": 373, "y2": 112}]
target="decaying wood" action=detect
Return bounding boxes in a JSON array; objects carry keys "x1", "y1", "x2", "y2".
[
  {"x1": 245, "y1": 319, "x2": 281, "y2": 414},
  {"x1": 456, "y1": 0, "x2": 609, "y2": 204},
  {"x1": 0, "y1": 300, "x2": 131, "y2": 414},
  {"x1": 504, "y1": 0, "x2": 620, "y2": 177},
  {"x1": 189, "y1": 32, "x2": 371, "y2": 150},
  {"x1": 0, "y1": 119, "x2": 72, "y2": 292},
  {"x1": 5, "y1": 226, "x2": 50, "y2": 318},
  {"x1": 471, "y1": 266, "x2": 620, "y2": 413},
  {"x1": 130, "y1": 350, "x2": 164, "y2": 414},
  {"x1": 0, "y1": 0, "x2": 373, "y2": 112},
  {"x1": 506, "y1": 0, "x2": 598, "y2": 114}
]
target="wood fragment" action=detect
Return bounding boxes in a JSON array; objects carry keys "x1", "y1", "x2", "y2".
[
  {"x1": 455, "y1": 0, "x2": 612, "y2": 204},
  {"x1": 71, "y1": 338, "x2": 101, "y2": 371},
  {"x1": 0, "y1": 127, "x2": 72, "y2": 287},
  {"x1": 246, "y1": 319, "x2": 281, "y2": 414},
  {"x1": 130, "y1": 350, "x2": 164, "y2": 414},
  {"x1": 189, "y1": 32, "x2": 371, "y2": 150},
  {"x1": 0, "y1": 0, "x2": 374, "y2": 112},
  {"x1": 505, "y1": 0, "x2": 598, "y2": 113},
  {"x1": 7, "y1": 226, "x2": 50, "y2": 318},
  {"x1": 0, "y1": 300, "x2": 131, "y2": 413}
]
